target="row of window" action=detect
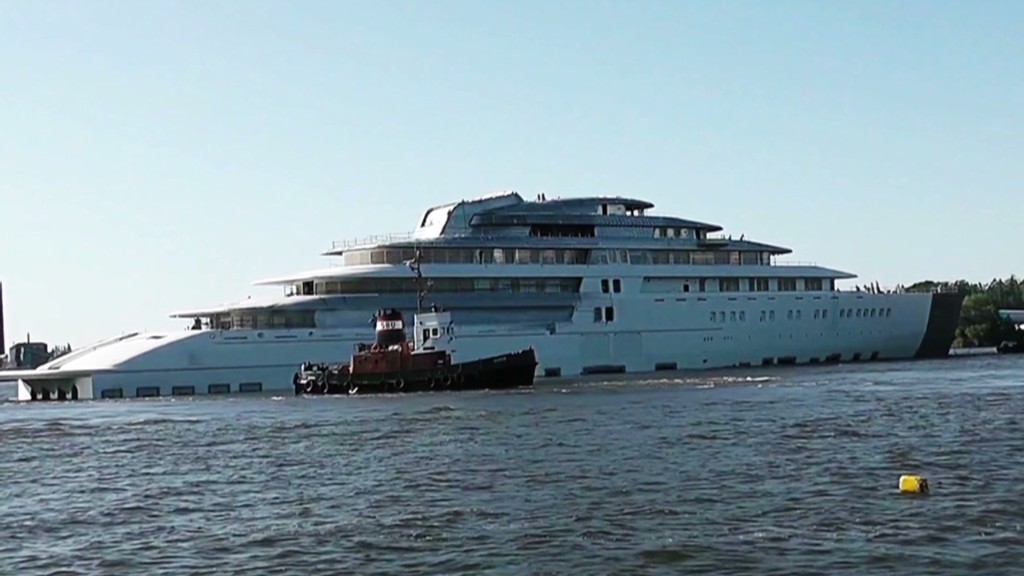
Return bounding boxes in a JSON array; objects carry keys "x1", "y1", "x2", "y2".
[
  {"x1": 841, "y1": 307, "x2": 893, "y2": 319},
  {"x1": 652, "y1": 227, "x2": 692, "y2": 239},
  {"x1": 287, "y1": 275, "x2": 839, "y2": 301},
  {"x1": 529, "y1": 224, "x2": 595, "y2": 238},
  {"x1": 343, "y1": 248, "x2": 589, "y2": 266},
  {"x1": 591, "y1": 249, "x2": 773, "y2": 266},
  {"x1": 342, "y1": 247, "x2": 778, "y2": 267},
  {"x1": 718, "y1": 277, "x2": 824, "y2": 292},
  {"x1": 196, "y1": 301, "x2": 896, "y2": 332},
  {"x1": 594, "y1": 306, "x2": 616, "y2": 322},
  {"x1": 210, "y1": 310, "x2": 317, "y2": 330},
  {"x1": 302, "y1": 277, "x2": 583, "y2": 296},
  {"x1": 596, "y1": 305, "x2": 896, "y2": 325},
  {"x1": 100, "y1": 382, "x2": 263, "y2": 398},
  {"x1": 710, "y1": 307, "x2": 894, "y2": 323},
  {"x1": 660, "y1": 277, "x2": 834, "y2": 293}
]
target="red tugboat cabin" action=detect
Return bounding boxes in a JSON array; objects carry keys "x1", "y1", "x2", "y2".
[{"x1": 350, "y1": 308, "x2": 453, "y2": 374}]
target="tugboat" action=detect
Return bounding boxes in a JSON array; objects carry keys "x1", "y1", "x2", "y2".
[
  {"x1": 292, "y1": 249, "x2": 537, "y2": 395},
  {"x1": 292, "y1": 306, "x2": 538, "y2": 395}
]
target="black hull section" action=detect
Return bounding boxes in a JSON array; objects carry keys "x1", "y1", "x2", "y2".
[
  {"x1": 914, "y1": 292, "x2": 966, "y2": 359},
  {"x1": 295, "y1": 348, "x2": 538, "y2": 396}
]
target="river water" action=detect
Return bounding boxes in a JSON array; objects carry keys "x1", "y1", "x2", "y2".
[{"x1": 2, "y1": 355, "x2": 1023, "y2": 575}]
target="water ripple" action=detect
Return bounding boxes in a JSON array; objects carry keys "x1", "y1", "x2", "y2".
[{"x1": 2, "y1": 355, "x2": 1024, "y2": 574}]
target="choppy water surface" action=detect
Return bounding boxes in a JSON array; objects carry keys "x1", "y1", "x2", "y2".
[{"x1": 2, "y1": 355, "x2": 1024, "y2": 575}]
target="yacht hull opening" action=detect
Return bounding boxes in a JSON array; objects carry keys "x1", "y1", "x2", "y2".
[{"x1": 17, "y1": 376, "x2": 92, "y2": 402}]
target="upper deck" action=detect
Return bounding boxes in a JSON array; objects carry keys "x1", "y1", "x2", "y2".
[
  {"x1": 468, "y1": 195, "x2": 720, "y2": 231},
  {"x1": 323, "y1": 191, "x2": 784, "y2": 257}
]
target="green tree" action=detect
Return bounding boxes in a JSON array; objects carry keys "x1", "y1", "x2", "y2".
[
  {"x1": 49, "y1": 343, "x2": 73, "y2": 360},
  {"x1": 937, "y1": 275, "x2": 1024, "y2": 347}
]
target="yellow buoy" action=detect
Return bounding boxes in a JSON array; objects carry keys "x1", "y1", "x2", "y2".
[{"x1": 899, "y1": 475, "x2": 929, "y2": 494}]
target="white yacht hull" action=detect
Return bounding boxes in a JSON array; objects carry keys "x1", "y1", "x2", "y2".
[{"x1": 4, "y1": 290, "x2": 961, "y2": 401}]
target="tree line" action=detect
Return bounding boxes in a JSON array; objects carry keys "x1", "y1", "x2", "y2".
[
  {"x1": 50, "y1": 343, "x2": 73, "y2": 360},
  {"x1": 903, "y1": 276, "x2": 1024, "y2": 348}
]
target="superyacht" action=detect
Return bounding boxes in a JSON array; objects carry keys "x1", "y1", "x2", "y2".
[{"x1": 3, "y1": 191, "x2": 964, "y2": 401}]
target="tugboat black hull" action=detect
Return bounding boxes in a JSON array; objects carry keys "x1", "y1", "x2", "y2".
[{"x1": 295, "y1": 348, "x2": 538, "y2": 396}]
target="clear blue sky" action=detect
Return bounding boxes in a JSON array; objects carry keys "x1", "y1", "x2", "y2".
[{"x1": 2, "y1": 0, "x2": 1022, "y2": 349}]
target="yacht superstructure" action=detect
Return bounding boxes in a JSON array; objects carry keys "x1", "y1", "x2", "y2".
[{"x1": 3, "y1": 191, "x2": 964, "y2": 401}]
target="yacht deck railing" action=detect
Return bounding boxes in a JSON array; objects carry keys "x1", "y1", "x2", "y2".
[
  {"x1": 771, "y1": 260, "x2": 819, "y2": 267},
  {"x1": 836, "y1": 283, "x2": 962, "y2": 295},
  {"x1": 330, "y1": 232, "x2": 415, "y2": 250}
]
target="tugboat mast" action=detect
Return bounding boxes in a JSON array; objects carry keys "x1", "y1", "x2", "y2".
[{"x1": 407, "y1": 248, "x2": 431, "y2": 314}]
